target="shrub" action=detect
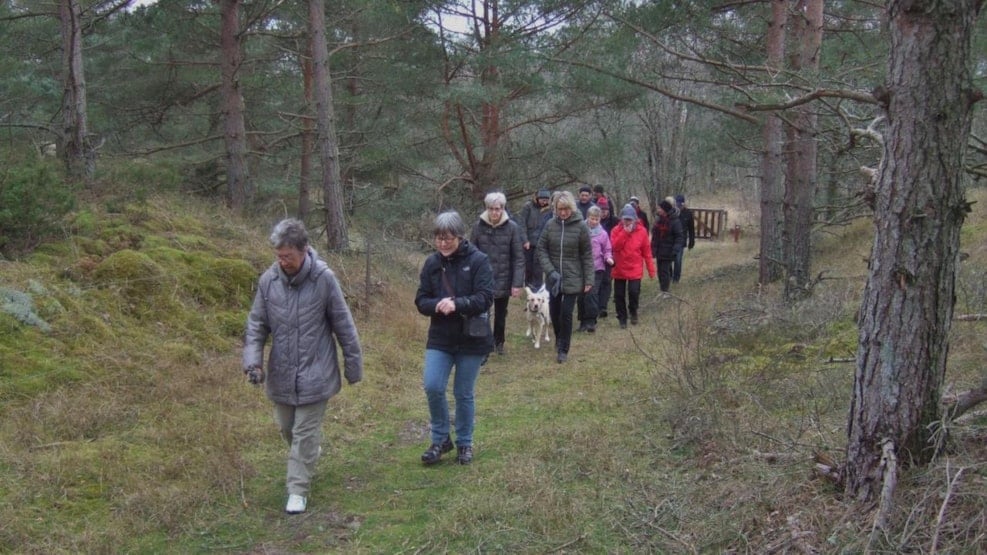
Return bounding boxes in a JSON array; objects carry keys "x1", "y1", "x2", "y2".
[{"x1": 0, "y1": 163, "x2": 75, "y2": 256}]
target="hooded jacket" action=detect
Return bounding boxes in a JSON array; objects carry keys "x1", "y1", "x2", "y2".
[
  {"x1": 243, "y1": 247, "x2": 363, "y2": 406},
  {"x1": 471, "y1": 211, "x2": 524, "y2": 298},
  {"x1": 610, "y1": 221, "x2": 656, "y2": 280},
  {"x1": 415, "y1": 240, "x2": 494, "y2": 355},
  {"x1": 535, "y1": 210, "x2": 594, "y2": 294}
]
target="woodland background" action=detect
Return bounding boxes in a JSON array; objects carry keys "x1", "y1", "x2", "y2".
[{"x1": 1, "y1": 0, "x2": 987, "y2": 552}]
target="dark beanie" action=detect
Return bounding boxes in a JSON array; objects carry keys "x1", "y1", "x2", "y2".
[
  {"x1": 537, "y1": 189, "x2": 551, "y2": 199},
  {"x1": 675, "y1": 194, "x2": 685, "y2": 204},
  {"x1": 620, "y1": 204, "x2": 637, "y2": 220},
  {"x1": 659, "y1": 200, "x2": 674, "y2": 213}
]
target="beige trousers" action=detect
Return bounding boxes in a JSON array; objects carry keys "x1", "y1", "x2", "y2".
[{"x1": 273, "y1": 400, "x2": 327, "y2": 497}]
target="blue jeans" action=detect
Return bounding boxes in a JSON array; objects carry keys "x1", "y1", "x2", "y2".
[{"x1": 423, "y1": 349, "x2": 484, "y2": 447}]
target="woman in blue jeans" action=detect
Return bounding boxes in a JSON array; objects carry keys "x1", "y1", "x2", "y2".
[{"x1": 415, "y1": 211, "x2": 494, "y2": 465}]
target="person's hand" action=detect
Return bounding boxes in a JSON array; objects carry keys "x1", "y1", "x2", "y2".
[
  {"x1": 688, "y1": 242, "x2": 695, "y2": 250},
  {"x1": 244, "y1": 365, "x2": 265, "y2": 385},
  {"x1": 510, "y1": 287, "x2": 521, "y2": 298},
  {"x1": 436, "y1": 297, "x2": 457, "y2": 315},
  {"x1": 583, "y1": 284, "x2": 592, "y2": 293},
  {"x1": 523, "y1": 241, "x2": 531, "y2": 250},
  {"x1": 606, "y1": 257, "x2": 614, "y2": 266}
]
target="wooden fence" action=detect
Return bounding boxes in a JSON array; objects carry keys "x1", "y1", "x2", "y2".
[{"x1": 691, "y1": 208, "x2": 728, "y2": 240}]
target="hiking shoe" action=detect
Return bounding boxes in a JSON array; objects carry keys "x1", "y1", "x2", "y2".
[
  {"x1": 285, "y1": 494, "x2": 307, "y2": 514},
  {"x1": 599, "y1": 311, "x2": 608, "y2": 318},
  {"x1": 619, "y1": 320, "x2": 627, "y2": 329},
  {"x1": 577, "y1": 323, "x2": 588, "y2": 332},
  {"x1": 457, "y1": 445, "x2": 473, "y2": 465},
  {"x1": 586, "y1": 324, "x2": 595, "y2": 333},
  {"x1": 556, "y1": 352, "x2": 567, "y2": 363},
  {"x1": 421, "y1": 436, "x2": 454, "y2": 465},
  {"x1": 630, "y1": 314, "x2": 639, "y2": 325},
  {"x1": 495, "y1": 343, "x2": 505, "y2": 355}
]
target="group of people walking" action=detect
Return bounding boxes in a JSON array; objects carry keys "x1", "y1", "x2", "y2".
[{"x1": 240, "y1": 189, "x2": 697, "y2": 513}]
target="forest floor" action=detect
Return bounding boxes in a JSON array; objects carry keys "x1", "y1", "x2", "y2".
[{"x1": 1, "y1": 186, "x2": 986, "y2": 553}]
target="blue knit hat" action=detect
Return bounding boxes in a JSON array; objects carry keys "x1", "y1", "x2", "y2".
[{"x1": 620, "y1": 204, "x2": 637, "y2": 220}]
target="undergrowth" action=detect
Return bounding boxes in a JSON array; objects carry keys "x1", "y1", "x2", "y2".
[{"x1": 0, "y1": 188, "x2": 986, "y2": 553}]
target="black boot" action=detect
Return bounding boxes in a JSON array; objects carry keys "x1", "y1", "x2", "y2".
[{"x1": 421, "y1": 436, "x2": 453, "y2": 465}]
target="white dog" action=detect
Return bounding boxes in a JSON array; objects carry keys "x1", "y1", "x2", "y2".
[{"x1": 524, "y1": 285, "x2": 552, "y2": 349}]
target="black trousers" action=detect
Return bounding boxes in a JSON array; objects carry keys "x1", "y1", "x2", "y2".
[
  {"x1": 549, "y1": 292, "x2": 578, "y2": 354},
  {"x1": 613, "y1": 278, "x2": 641, "y2": 323}
]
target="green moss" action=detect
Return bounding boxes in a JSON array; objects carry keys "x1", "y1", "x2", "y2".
[
  {"x1": 91, "y1": 250, "x2": 174, "y2": 316},
  {"x1": 144, "y1": 246, "x2": 256, "y2": 309}
]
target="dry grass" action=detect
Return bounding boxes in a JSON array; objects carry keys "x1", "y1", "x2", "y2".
[{"x1": 1, "y1": 187, "x2": 987, "y2": 553}]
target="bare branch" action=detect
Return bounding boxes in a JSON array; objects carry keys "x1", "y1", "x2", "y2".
[{"x1": 545, "y1": 55, "x2": 759, "y2": 124}]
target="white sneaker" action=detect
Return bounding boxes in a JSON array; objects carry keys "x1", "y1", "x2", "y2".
[{"x1": 285, "y1": 494, "x2": 307, "y2": 514}]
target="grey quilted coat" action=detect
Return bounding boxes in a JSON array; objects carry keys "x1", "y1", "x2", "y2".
[{"x1": 243, "y1": 248, "x2": 363, "y2": 406}]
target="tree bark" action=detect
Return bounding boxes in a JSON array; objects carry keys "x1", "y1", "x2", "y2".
[
  {"x1": 782, "y1": 0, "x2": 822, "y2": 302},
  {"x1": 310, "y1": 0, "x2": 349, "y2": 251},
  {"x1": 59, "y1": 0, "x2": 91, "y2": 181},
  {"x1": 845, "y1": 0, "x2": 980, "y2": 502},
  {"x1": 218, "y1": 0, "x2": 252, "y2": 210},
  {"x1": 758, "y1": 0, "x2": 788, "y2": 284},
  {"x1": 299, "y1": 42, "x2": 314, "y2": 220}
]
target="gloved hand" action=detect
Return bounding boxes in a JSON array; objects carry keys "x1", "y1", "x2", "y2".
[
  {"x1": 244, "y1": 365, "x2": 265, "y2": 385},
  {"x1": 548, "y1": 271, "x2": 561, "y2": 297}
]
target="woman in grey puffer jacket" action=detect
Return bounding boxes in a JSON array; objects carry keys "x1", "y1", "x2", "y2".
[
  {"x1": 243, "y1": 219, "x2": 363, "y2": 515},
  {"x1": 470, "y1": 191, "x2": 524, "y2": 355}
]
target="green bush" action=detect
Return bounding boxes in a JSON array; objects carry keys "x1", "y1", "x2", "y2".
[{"x1": 0, "y1": 163, "x2": 75, "y2": 256}]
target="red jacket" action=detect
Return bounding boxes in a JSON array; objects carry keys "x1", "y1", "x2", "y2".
[{"x1": 610, "y1": 222, "x2": 656, "y2": 280}]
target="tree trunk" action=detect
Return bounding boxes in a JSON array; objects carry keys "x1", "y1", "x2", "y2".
[
  {"x1": 299, "y1": 43, "x2": 314, "y2": 220},
  {"x1": 758, "y1": 0, "x2": 788, "y2": 284},
  {"x1": 310, "y1": 0, "x2": 349, "y2": 251},
  {"x1": 782, "y1": 0, "x2": 822, "y2": 302},
  {"x1": 59, "y1": 0, "x2": 91, "y2": 181},
  {"x1": 845, "y1": 0, "x2": 980, "y2": 503},
  {"x1": 218, "y1": 0, "x2": 252, "y2": 210}
]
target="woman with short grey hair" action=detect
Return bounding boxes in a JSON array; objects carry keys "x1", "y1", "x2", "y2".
[
  {"x1": 243, "y1": 218, "x2": 364, "y2": 515},
  {"x1": 471, "y1": 192, "x2": 524, "y2": 356},
  {"x1": 416, "y1": 211, "x2": 494, "y2": 465}
]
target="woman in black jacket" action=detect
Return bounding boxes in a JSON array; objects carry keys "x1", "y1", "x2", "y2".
[
  {"x1": 415, "y1": 211, "x2": 494, "y2": 465},
  {"x1": 650, "y1": 200, "x2": 685, "y2": 293}
]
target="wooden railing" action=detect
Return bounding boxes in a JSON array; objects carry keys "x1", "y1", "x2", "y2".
[{"x1": 691, "y1": 208, "x2": 728, "y2": 240}]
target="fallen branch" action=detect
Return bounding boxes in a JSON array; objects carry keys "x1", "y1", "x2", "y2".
[
  {"x1": 545, "y1": 535, "x2": 585, "y2": 553},
  {"x1": 954, "y1": 313, "x2": 987, "y2": 321},
  {"x1": 867, "y1": 438, "x2": 897, "y2": 551},
  {"x1": 930, "y1": 464, "x2": 964, "y2": 554},
  {"x1": 943, "y1": 378, "x2": 987, "y2": 421}
]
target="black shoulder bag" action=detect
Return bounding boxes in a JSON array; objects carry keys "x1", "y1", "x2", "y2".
[{"x1": 441, "y1": 266, "x2": 490, "y2": 338}]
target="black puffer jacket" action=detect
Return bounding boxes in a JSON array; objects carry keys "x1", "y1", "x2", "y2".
[
  {"x1": 471, "y1": 212, "x2": 524, "y2": 298},
  {"x1": 651, "y1": 213, "x2": 685, "y2": 261},
  {"x1": 415, "y1": 240, "x2": 494, "y2": 355}
]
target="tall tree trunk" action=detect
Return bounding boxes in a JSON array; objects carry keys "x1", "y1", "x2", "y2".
[
  {"x1": 59, "y1": 0, "x2": 91, "y2": 181},
  {"x1": 782, "y1": 0, "x2": 822, "y2": 302},
  {"x1": 758, "y1": 0, "x2": 788, "y2": 284},
  {"x1": 310, "y1": 0, "x2": 349, "y2": 251},
  {"x1": 218, "y1": 0, "x2": 252, "y2": 210},
  {"x1": 299, "y1": 43, "x2": 314, "y2": 220},
  {"x1": 845, "y1": 0, "x2": 980, "y2": 502}
]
